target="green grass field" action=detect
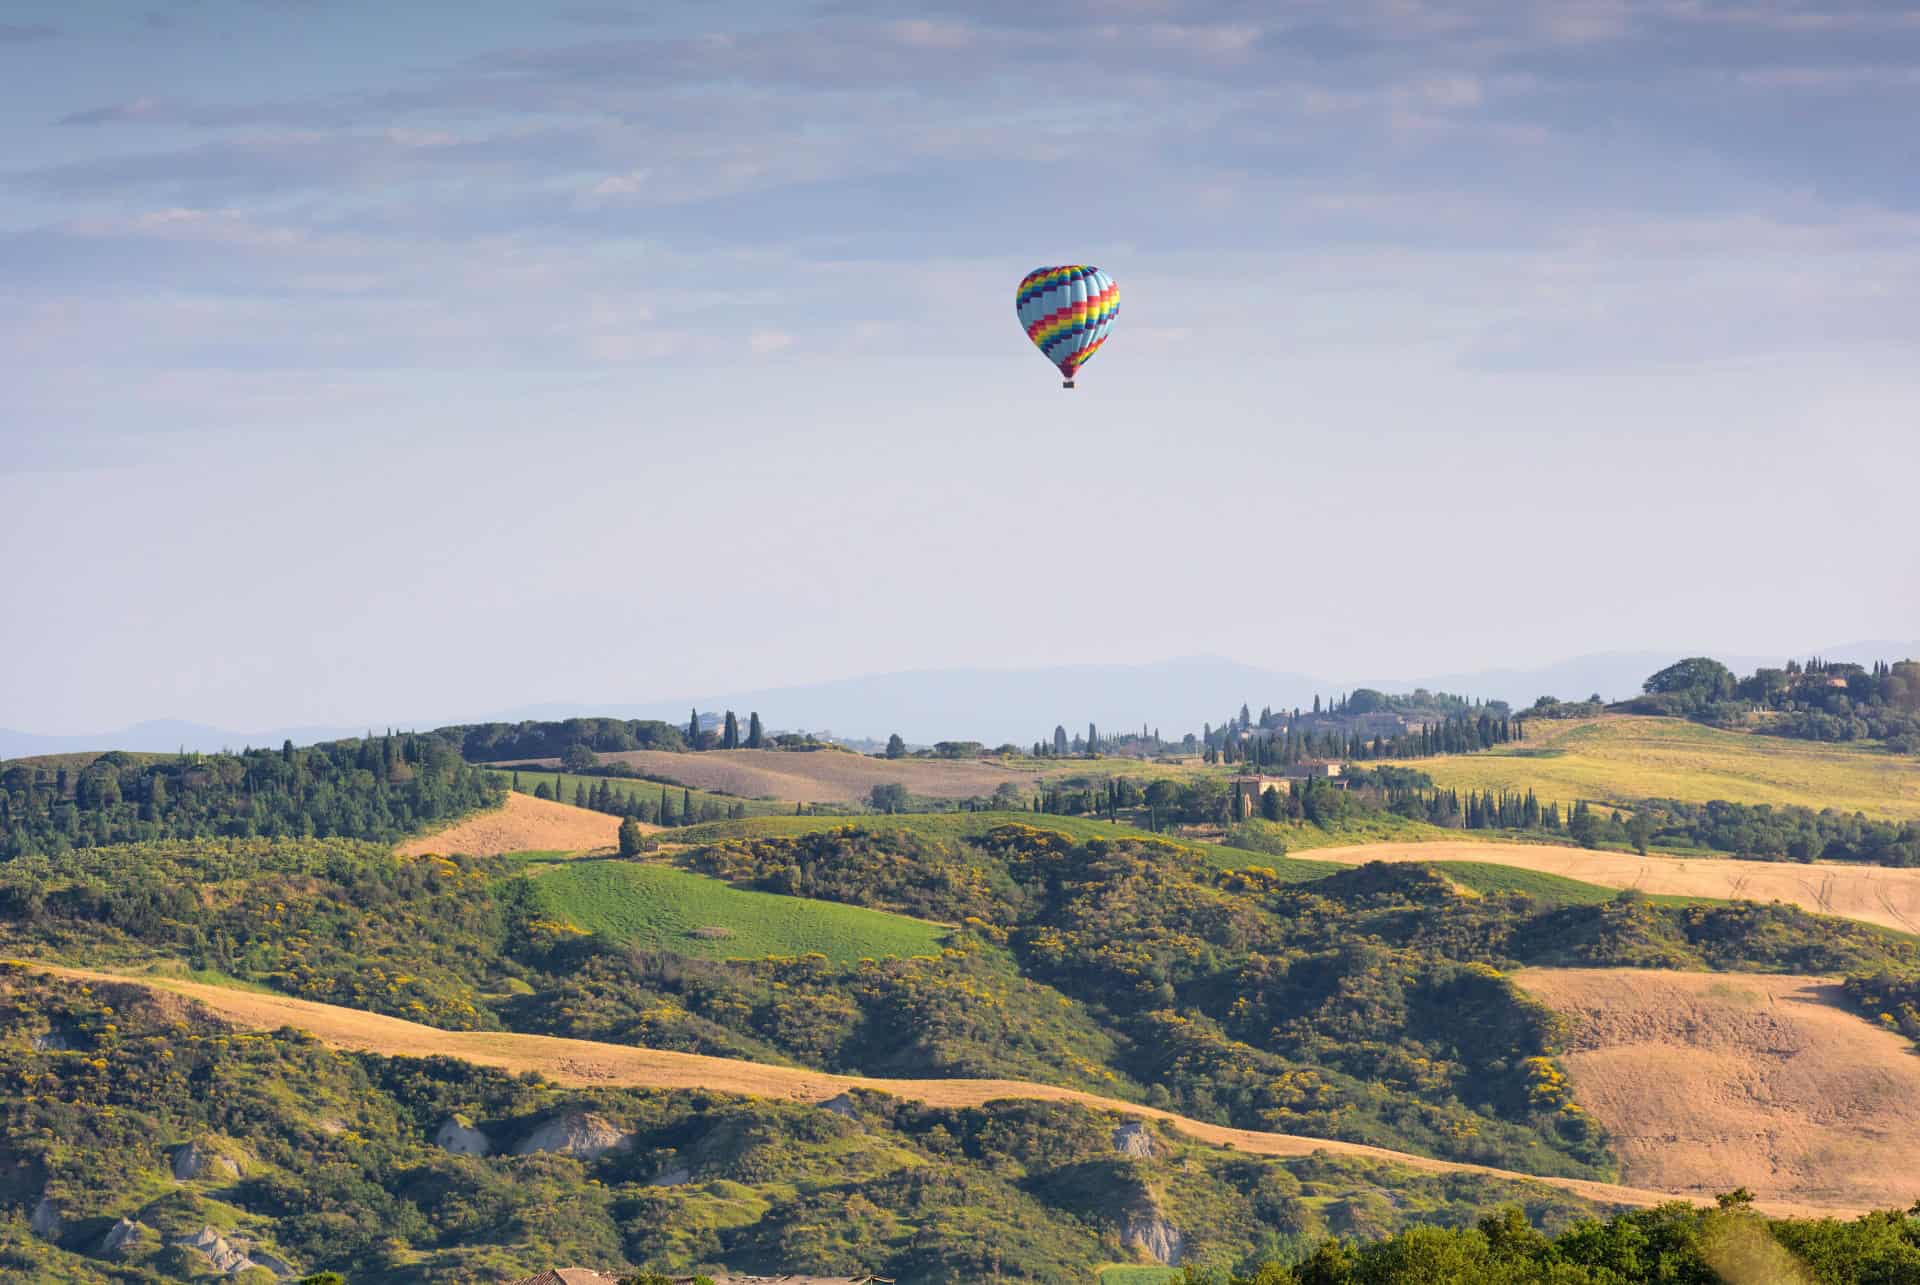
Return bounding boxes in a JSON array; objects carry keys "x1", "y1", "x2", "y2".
[
  {"x1": 663, "y1": 810, "x2": 1343, "y2": 882},
  {"x1": 1417, "y1": 716, "x2": 1920, "y2": 820},
  {"x1": 488, "y1": 769, "x2": 791, "y2": 820},
  {"x1": 1430, "y1": 861, "x2": 1703, "y2": 908},
  {"x1": 1231, "y1": 811, "x2": 1499, "y2": 853},
  {"x1": 527, "y1": 859, "x2": 951, "y2": 964}
]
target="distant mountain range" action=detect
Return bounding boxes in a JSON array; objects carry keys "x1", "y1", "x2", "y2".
[{"x1": 5, "y1": 641, "x2": 1915, "y2": 759}]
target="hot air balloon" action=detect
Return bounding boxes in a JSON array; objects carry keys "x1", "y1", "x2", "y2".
[{"x1": 1016, "y1": 265, "x2": 1118, "y2": 389}]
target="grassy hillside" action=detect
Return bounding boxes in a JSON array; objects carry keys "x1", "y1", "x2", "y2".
[
  {"x1": 526, "y1": 859, "x2": 951, "y2": 965},
  {"x1": 0, "y1": 969, "x2": 1618, "y2": 1283},
  {"x1": 13, "y1": 819, "x2": 1920, "y2": 1277},
  {"x1": 665, "y1": 810, "x2": 1343, "y2": 880},
  {"x1": 1434, "y1": 862, "x2": 1703, "y2": 909},
  {"x1": 1419, "y1": 716, "x2": 1920, "y2": 820}
]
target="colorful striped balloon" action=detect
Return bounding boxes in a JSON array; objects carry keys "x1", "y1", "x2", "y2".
[{"x1": 1016, "y1": 265, "x2": 1118, "y2": 388}]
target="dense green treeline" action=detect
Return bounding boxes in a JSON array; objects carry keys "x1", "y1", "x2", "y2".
[
  {"x1": 1178, "y1": 1198, "x2": 1920, "y2": 1284},
  {"x1": 1633, "y1": 798, "x2": 1920, "y2": 866},
  {"x1": 441, "y1": 718, "x2": 691, "y2": 761},
  {"x1": 0, "y1": 736, "x2": 501, "y2": 859},
  {"x1": 1202, "y1": 715, "x2": 1525, "y2": 769},
  {"x1": 511, "y1": 772, "x2": 759, "y2": 827}
]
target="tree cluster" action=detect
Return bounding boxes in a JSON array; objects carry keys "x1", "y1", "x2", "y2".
[
  {"x1": 1624, "y1": 656, "x2": 1920, "y2": 752},
  {"x1": 0, "y1": 735, "x2": 499, "y2": 858}
]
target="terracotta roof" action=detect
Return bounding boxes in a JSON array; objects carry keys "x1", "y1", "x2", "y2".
[{"x1": 503, "y1": 1271, "x2": 623, "y2": 1285}]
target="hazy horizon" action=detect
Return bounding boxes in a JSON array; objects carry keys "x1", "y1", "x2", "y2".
[
  {"x1": 5, "y1": 1, "x2": 1917, "y2": 733},
  {"x1": 7, "y1": 641, "x2": 1918, "y2": 757}
]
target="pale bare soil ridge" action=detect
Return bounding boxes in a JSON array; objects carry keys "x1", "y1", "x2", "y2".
[
  {"x1": 492, "y1": 748, "x2": 1040, "y2": 804},
  {"x1": 396, "y1": 790, "x2": 638, "y2": 857},
  {"x1": 1309, "y1": 840, "x2": 1920, "y2": 935},
  {"x1": 1516, "y1": 968, "x2": 1920, "y2": 1211},
  {"x1": 13, "y1": 962, "x2": 1856, "y2": 1220}
]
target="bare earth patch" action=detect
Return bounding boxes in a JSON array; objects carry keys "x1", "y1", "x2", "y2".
[
  {"x1": 1308, "y1": 841, "x2": 1920, "y2": 935},
  {"x1": 1517, "y1": 967, "x2": 1920, "y2": 1211},
  {"x1": 396, "y1": 791, "x2": 638, "y2": 857},
  {"x1": 9, "y1": 962, "x2": 1855, "y2": 1219},
  {"x1": 491, "y1": 748, "x2": 1041, "y2": 804}
]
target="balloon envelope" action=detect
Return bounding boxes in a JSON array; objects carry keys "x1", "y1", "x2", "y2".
[{"x1": 1016, "y1": 265, "x2": 1118, "y2": 384}]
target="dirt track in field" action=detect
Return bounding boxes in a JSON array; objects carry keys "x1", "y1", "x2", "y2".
[
  {"x1": 8, "y1": 961, "x2": 1863, "y2": 1220},
  {"x1": 489, "y1": 748, "x2": 1040, "y2": 804},
  {"x1": 396, "y1": 791, "x2": 640, "y2": 857},
  {"x1": 1517, "y1": 968, "x2": 1920, "y2": 1211},
  {"x1": 1308, "y1": 840, "x2": 1920, "y2": 935}
]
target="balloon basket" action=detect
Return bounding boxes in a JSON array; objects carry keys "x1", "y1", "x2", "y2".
[{"x1": 1062, "y1": 379, "x2": 1075, "y2": 390}]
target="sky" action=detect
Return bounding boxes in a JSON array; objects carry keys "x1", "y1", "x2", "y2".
[{"x1": 3, "y1": 0, "x2": 1918, "y2": 734}]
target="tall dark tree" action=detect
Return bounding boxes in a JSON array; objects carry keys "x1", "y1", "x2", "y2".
[
  {"x1": 746, "y1": 711, "x2": 764, "y2": 749},
  {"x1": 886, "y1": 733, "x2": 906, "y2": 759},
  {"x1": 1088, "y1": 723, "x2": 1099, "y2": 753},
  {"x1": 722, "y1": 710, "x2": 740, "y2": 750},
  {"x1": 1053, "y1": 725, "x2": 1069, "y2": 756},
  {"x1": 687, "y1": 708, "x2": 702, "y2": 749}
]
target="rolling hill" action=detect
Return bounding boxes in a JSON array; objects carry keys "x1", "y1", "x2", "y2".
[
  {"x1": 10, "y1": 961, "x2": 1858, "y2": 1220},
  {"x1": 397, "y1": 788, "x2": 629, "y2": 857},
  {"x1": 1516, "y1": 968, "x2": 1920, "y2": 1210},
  {"x1": 1416, "y1": 716, "x2": 1920, "y2": 820},
  {"x1": 1308, "y1": 840, "x2": 1920, "y2": 936}
]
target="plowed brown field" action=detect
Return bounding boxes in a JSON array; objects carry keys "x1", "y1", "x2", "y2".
[
  {"x1": 491, "y1": 748, "x2": 1040, "y2": 804},
  {"x1": 7, "y1": 961, "x2": 1860, "y2": 1219},
  {"x1": 397, "y1": 791, "x2": 637, "y2": 857},
  {"x1": 1517, "y1": 968, "x2": 1920, "y2": 1210},
  {"x1": 1310, "y1": 841, "x2": 1920, "y2": 935}
]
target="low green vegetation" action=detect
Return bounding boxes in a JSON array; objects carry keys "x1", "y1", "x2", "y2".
[
  {"x1": 1431, "y1": 864, "x2": 1697, "y2": 908},
  {"x1": 1227, "y1": 813, "x2": 1475, "y2": 853},
  {"x1": 526, "y1": 860, "x2": 950, "y2": 965}
]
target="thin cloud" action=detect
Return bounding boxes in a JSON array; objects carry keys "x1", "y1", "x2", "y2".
[{"x1": 0, "y1": 22, "x2": 59, "y2": 43}]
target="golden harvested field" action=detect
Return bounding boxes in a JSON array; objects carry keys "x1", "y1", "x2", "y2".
[
  {"x1": 1308, "y1": 840, "x2": 1920, "y2": 935},
  {"x1": 396, "y1": 790, "x2": 638, "y2": 857},
  {"x1": 1418, "y1": 716, "x2": 1920, "y2": 820},
  {"x1": 1517, "y1": 968, "x2": 1920, "y2": 1210},
  {"x1": 497, "y1": 747, "x2": 1044, "y2": 804},
  {"x1": 9, "y1": 961, "x2": 1855, "y2": 1219}
]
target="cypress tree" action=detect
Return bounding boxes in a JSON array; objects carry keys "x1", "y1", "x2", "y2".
[
  {"x1": 722, "y1": 711, "x2": 740, "y2": 750},
  {"x1": 747, "y1": 712, "x2": 764, "y2": 749},
  {"x1": 688, "y1": 708, "x2": 701, "y2": 749},
  {"x1": 682, "y1": 788, "x2": 693, "y2": 825}
]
